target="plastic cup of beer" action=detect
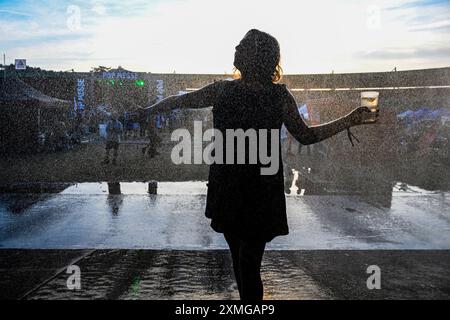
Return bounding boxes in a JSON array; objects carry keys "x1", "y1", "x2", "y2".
[{"x1": 361, "y1": 91, "x2": 379, "y2": 123}]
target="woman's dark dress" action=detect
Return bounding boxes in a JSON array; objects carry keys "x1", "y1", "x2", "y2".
[{"x1": 205, "y1": 80, "x2": 289, "y2": 242}]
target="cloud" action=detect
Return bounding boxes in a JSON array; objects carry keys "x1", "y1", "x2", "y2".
[
  {"x1": 0, "y1": 9, "x2": 32, "y2": 17},
  {"x1": 1, "y1": 0, "x2": 449, "y2": 73},
  {"x1": 357, "y1": 46, "x2": 450, "y2": 60},
  {"x1": 385, "y1": 0, "x2": 450, "y2": 33},
  {"x1": 387, "y1": 0, "x2": 450, "y2": 10},
  {"x1": 91, "y1": 4, "x2": 107, "y2": 16},
  {"x1": 409, "y1": 19, "x2": 450, "y2": 32}
]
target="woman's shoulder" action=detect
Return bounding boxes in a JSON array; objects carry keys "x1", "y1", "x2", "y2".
[
  {"x1": 206, "y1": 78, "x2": 236, "y2": 94},
  {"x1": 275, "y1": 82, "x2": 289, "y2": 91},
  {"x1": 213, "y1": 79, "x2": 289, "y2": 96},
  {"x1": 209, "y1": 79, "x2": 235, "y2": 100},
  {"x1": 213, "y1": 78, "x2": 237, "y2": 86},
  {"x1": 271, "y1": 82, "x2": 290, "y2": 99}
]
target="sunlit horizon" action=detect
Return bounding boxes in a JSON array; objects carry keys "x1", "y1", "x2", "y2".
[{"x1": 1, "y1": 0, "x2": 449, "y2": 74}]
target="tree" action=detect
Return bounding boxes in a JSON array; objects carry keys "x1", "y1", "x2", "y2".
[{"x1": 91, "y1": 66, "x2": 112, "y2": 73}]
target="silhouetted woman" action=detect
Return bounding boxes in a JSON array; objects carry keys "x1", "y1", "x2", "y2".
[{"x1": 145, "y1": 29, "x2": 378, "y2": 300}]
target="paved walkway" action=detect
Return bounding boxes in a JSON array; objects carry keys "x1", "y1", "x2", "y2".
[
  {"x1": 0, "y1": 250, "x2": 448, "y2": 300},
  {"x1": 1, "y1": 182, "x2": 449, "y2": 300},
  {"x1": 1, "y1": 182, "x2": 449, "y2": 249}
]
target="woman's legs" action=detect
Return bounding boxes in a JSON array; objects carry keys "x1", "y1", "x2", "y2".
[
  {"x1": 224, "y1": 233, "x2": 266, "y2": 300},
  {"x1": 239, "y1": 239, "x2": 266, "y2": 300},
  {"x1": 224, "y1": 233, "x2": 243, "y2": 296}
]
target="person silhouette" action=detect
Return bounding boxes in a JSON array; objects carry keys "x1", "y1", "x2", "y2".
[{"x1": 145, "y1": 29, "x2": 379, "y2": 300}]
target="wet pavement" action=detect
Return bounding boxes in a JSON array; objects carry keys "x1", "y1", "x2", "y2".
[
  {"x1": 0, "y1": 182, "x2": 449, "y2": 300},
  {"x1": 0, "y1": 182, "x2": 449, "y2": 249},
  {"x1": 0, "y1": 249, "x2": 449, "y2": 300}
]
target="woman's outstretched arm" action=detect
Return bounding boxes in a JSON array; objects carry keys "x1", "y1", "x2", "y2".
[
  {"x1": 144, "y1": 81, "x2": 225, "y2": 114},
  {"x1": 282, "y1": 86, "x2": 379, "y2": 145}
]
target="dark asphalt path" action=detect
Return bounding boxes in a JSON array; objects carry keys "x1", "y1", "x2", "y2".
[{"x1": 1, "y1": 249, "x2": 449, "y2": 300}]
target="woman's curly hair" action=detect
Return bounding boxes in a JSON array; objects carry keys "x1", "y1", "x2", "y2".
[{"x1": 233, "y1": 29, "x2": 283, "y2": 83}]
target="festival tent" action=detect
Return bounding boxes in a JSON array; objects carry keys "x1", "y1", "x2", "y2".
[
  {"x1": 412, "y1": 108, "x2": 431, "y2": 119},
  {"x1": 397, "y1": 109, "x2": 414, "y2": 119},
  {"x1": 0, "y1": 77, "x2": 69, "y2": 105},
  {"x1": 0, "y1": 77, "x2": 70, "y2": 153},
  {"x1": 427, "y1": 108, "x2": 450, "y2": 120},
  {"x1": 397, "y1": 108, "x2": 450, "y2": 121}
]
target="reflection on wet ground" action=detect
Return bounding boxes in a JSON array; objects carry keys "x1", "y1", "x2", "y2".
[
  {"x1": 0, "y1": 181, "x2": 449, "y2": 249},
  {"x1": 1, "y1": 249, "x2": 448, "y2": 300},
  {"x1": 1, "y1": 164, "x2": 449, "y2": 299},
  {"x1": 20, "y1": 250, "x2": 333, "y2": 300}
]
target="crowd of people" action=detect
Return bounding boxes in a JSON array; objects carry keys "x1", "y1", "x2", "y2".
[
  {"x1": 397, "y1": 118, "x2": 449, "y2": 161},
  {"x1": 36, "y1": 113, "x2": 84, "y2": 153},
  {"x1": 99, "y1": 107, "x2": 164, "y2": 165}
]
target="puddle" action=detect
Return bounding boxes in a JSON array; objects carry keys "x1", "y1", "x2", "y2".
[
  {"x1": 0, "y1": 180, "x2": 449, "y2": 249},
  {"x1": 60, "y1": 181, "x2": 208, "y2": 195},
  {"x1": 392, "y1": 182, "x2": 443, "y2": 195},
  {"x1": 0, "y1": 180, "x2": 446, "y2": 197}
]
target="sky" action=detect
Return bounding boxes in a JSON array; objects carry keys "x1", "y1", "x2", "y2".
[{"x1": 0, "y1": 0, "x2": 449, "y2": 74}]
